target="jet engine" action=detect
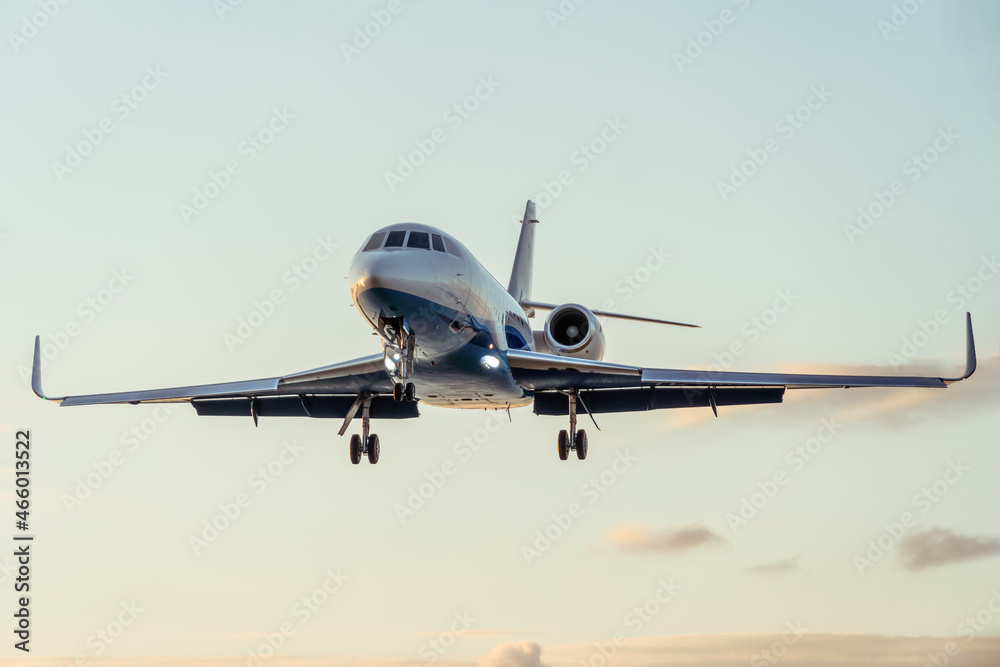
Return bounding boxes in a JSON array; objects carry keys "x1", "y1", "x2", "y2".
[{"x1": 540, "y1": 303, "x2": 606, "y2": 360}]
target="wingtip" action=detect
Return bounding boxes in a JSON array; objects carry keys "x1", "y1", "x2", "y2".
[
  {"x1": 964, "y1": 311, "x2": 976, "y2": 379},
  {"x1": 945, "y1": 312, "x2": 976, "y2": 384},
  {"x1": 31, "y1": 335, "x2": 45, "y2": 399},
  {"x1": 31, "y1": 335, "x2": 63, "y2": 402}
]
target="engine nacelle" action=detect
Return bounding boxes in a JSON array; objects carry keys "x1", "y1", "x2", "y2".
[{"x1": 540, "y1": 303, "x2": 606, "y2": 360}]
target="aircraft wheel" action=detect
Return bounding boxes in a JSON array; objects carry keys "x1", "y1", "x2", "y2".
[
  {"x1": 367, "y1": 434, "x2": 380, "y2": 464},
  {"x1": 393, "y1": 383, "x2": 403, "y2": 402},
  {"x1": 557, "y1": 430, "x2": 569, "y2": 461},
  {"x1": 404, "y1": 382, "x2": 415, "y2": 402},
  {"x1": 350, "y1": 434, "x2": 362, "y2": 465},
  {"x1": 575, "y1": 430, "x2": 588, "y2": 460}
]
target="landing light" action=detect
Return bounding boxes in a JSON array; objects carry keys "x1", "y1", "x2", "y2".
[
  {"x1": 480, "y1": 354, "x2": 501, "y2": 370},
  {"x1": 384, "y1": 357, "x2": 396, "y2": 372}
]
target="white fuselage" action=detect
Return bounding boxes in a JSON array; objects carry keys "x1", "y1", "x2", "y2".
[{"x1": 348, "y1": 223, "x2": 535, "y2": 409}]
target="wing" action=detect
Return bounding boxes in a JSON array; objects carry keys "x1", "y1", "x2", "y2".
[
  {"x1": 509, "y1": 313, "x2": 977, "y2": 415},
  {"x1": 30, "y1": 336, "x2": 411, "y2": 421}
]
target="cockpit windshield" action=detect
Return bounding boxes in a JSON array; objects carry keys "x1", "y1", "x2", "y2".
[{"x1": 363, "y1": 228, "x2": 459, "y2": 256}]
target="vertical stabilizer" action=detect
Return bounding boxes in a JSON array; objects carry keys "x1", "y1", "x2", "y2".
[{"x1": 507, "y1": 200, "x2": 538, "y2": 303}]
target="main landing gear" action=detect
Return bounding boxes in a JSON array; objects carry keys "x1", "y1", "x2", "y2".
[
  {"x1": 557, "y1": 390, "x2": 588, "y2": 461},
  {"x1": 341, "y1": 383, "x2": 417, "y2": 465},
  {"x1": 339, "y1": 392, "x2": 382, "y2": 465}
]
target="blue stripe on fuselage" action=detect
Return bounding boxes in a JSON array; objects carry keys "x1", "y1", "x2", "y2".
[{"x1": 355, "y1": 287, "x2": 531, "y2": 405}]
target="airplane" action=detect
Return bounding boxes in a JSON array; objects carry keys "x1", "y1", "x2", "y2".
[{"x1": 32, "y1": 201, "x2": 977, "y2": 464}]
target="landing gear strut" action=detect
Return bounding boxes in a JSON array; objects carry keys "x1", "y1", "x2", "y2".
[
  {"x1": 340, "y1": 392, "x2": 381, "y2": 465},
  {"x1": 556, "y1": 390, "x2": 588, "y2": 461}
]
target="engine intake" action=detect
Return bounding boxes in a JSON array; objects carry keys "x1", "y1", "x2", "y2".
[{"x1": 542, "y1": 303, "x2": 606, "y2": 360}]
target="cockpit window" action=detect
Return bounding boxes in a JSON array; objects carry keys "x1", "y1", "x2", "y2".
[
  {"x1": 363, "y1": 232, "x2": 386, "y2": 252},
  {"x1": 431, "y1": 234, "x2": 445, "y2": 252},
  {"x1": 443, "y1": 237, "x2": 462, "y2": 257},
  {"x1": 384, "y1": 230, "x2": 406, "y2": 247},
  {"x1": 407, "y1": 231, "x2": 430, "y2": 249}
]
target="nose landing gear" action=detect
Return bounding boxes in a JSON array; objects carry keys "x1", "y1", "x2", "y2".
[{"x1": 393, "y1": 381, "x2": 416, "y2": 402}]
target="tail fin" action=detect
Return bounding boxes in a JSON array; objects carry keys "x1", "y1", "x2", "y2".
[{"x1": 507, "y1": 200, "x2": 538, "y2": 302}]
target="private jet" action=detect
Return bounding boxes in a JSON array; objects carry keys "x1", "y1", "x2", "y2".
[{"x1": 32, "y1": 201, "x2": 977, "y2": 464}]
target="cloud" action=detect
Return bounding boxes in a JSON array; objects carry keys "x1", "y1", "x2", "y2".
[
  {"x1": 544, "y1": 634, "x2": 1000, "y2": 666},
  {"x1": 605, "y1": 521, "x2": 724, "y2": 553},
  {"x1": 899, "y1": 528, "x2": 1000, "y2": 570},
  {"x1": 476, "y1": 641, "x2": 548, "y2": 667},
  {"x1": 5, "y1": 635, "x2": 1000, "y2": 667},
  {"x1": 746, "y1": 557, "x2": 799, "y2": 574}
]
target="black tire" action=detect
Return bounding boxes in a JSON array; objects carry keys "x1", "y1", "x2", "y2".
[
  {"x1": 393, "y1": 383, "x2": 403, "y2": 402},
  {"x1": 367, "y1": 434, "x2": 380, "y2": 464},
  {"x1": 350, "y1": 434, "x2": 362, "y2": 465},
  {"x1": 404, "y1": 382, "x2": 415, "y2": 402},
  {"x1": 557, "y1": 430, "x2": 569, "y2": 460},
  {"x1": 575, "y1": 429, "x2": 588, "y2": 460}
]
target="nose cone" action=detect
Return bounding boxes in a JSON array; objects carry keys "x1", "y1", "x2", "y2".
[
  {"x1": 350, "y1": 249, "x2": 471, "y2": 327},
  {"x1": 349, "y1": 250, "x2": 424, "y2": 294}
]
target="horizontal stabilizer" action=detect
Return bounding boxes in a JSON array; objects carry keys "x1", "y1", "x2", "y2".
[{"x1": 520, "y1": 301, "x2": 699, "y2": 328}]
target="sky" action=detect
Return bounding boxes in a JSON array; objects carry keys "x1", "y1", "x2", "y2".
[{"x1": 2, "y1": 1, "x2": 1000, "y2": 665}]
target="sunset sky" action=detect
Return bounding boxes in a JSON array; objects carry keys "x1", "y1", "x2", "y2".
[{"x1": 2, "y1": 1, "x2": 1000, "y2": 666}]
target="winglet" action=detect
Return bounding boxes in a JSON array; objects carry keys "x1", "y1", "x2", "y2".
[
  {"x1": 31, "y1": 336, "x2": 60, "y2": 401},
  {"x1": 944, "y1": 312, "x2": 976, "y2": 384}
]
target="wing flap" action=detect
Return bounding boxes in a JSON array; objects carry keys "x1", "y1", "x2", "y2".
[
  {"x1": 533, "y1": 386, "x2": 785, "y2": 415},
  {"x1": 192, "y1": 395, "x2": 420, "y2": 419}
]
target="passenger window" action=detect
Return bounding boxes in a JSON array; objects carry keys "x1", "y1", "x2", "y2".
[
  {"x1": 384, "y1": 231, "x2": 406, "y2": 247},
  {"x1": 407, "y1": 232, "x2": 431, "y2": 249},
  {"x1": 431, "y1": 234, "x2": 445, "y2": 252},
  {"x1": 363, "y1": 232, "x2": 386, "y2": 252}
]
